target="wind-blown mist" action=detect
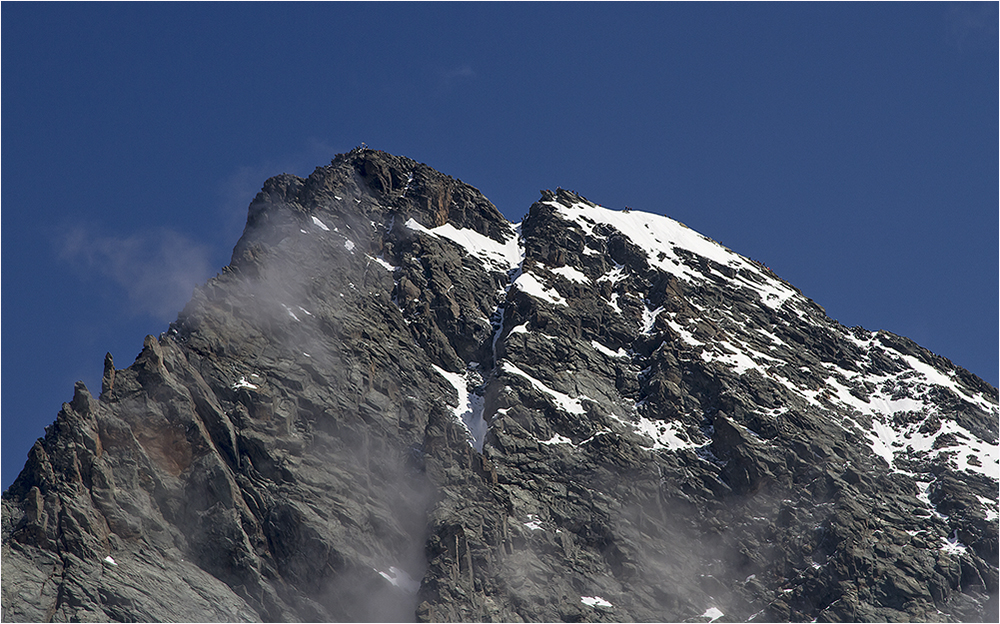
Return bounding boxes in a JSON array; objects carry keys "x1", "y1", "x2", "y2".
[
  {"x1": 167, "y1": 184, "x2": 441, "y2": 620},
  {"x1": 59, "y1": 225, "x2": 217, "y2": 322}
]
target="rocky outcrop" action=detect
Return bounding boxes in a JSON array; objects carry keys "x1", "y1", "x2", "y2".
[{"x1": 3, "y1": 149, "x2": 997, "y2": 622}]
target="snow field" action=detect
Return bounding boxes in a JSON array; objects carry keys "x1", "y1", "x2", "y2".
[{"x1": 550, "y1": 200, "x2": 800, "y2": 311}]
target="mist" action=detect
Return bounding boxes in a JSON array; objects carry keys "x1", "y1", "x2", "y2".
[{"x1": 58, "y1": 224, "x2": 217, "y2": 322}]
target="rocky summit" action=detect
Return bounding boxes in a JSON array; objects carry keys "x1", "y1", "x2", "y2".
[{"x1": 2, "y1": 149, "x2": 997, "y2": 623}]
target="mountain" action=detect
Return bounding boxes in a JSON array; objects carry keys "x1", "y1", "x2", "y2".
[{"x1": 2, "y1": 149, "x2": 997, "y2": 622}]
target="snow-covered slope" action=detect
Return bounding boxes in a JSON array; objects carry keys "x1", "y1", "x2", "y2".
[
  {"x1": 541, "y1": 197, "x2": 998, "y2": 481},
  {"x1": 404, "y1": 190, "x2": 997, "y2": 489}
]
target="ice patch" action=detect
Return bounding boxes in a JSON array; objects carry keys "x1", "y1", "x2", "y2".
[{"x1": 344, "y1": 239, "x2": 355, "y2": 252}]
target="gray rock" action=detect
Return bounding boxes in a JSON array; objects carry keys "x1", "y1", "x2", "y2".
[{"x1": 3, "y1": 151, "x2": 997, "y2": 622}]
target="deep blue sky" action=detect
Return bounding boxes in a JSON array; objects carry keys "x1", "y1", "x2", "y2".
[{"x1": 3, "y1": 2, "x2": 997, "y2": 489}]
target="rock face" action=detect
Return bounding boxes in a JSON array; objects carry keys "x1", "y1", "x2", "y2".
[{"x1": 3, "y1": 148, "x2": 998, "y2": 622}]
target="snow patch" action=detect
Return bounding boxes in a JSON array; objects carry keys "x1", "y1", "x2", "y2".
[
  {"x1": 941, "y1": 531, "x2": 969, "y2": 556},
  {"x1": 501, "y1": 362, "x2": 586, "y2": 415},
  {"x1": 817, "y1": 369, "x2": 999, "y2": 480},
  {"x1": 405, "y1": 217, "x2": 521, "y2": 272},
  {"x1": 311, "y1": 216, "x2": 330, "y2": 231},
  {"x1": 978, "y1": 496, "x2": 998, "y2": 522},
  {"x1": 641, "y1": 305, "x2": 664, "y2": 334},
  {"x1": 581, "y1": 596, "x2": 613, "y2": 608},
  {"x1": 509, "y1": 322, "x2": 530, "y2": 335},
  {"x1": 376, "y1": 566, "x2": 420, "y2": 594},
  {"x1": 598, "y1": 263, "x2": 627, "y2": 284},
  {"x1": 372, "y1": 256, "x2": 397, "y2": 272},
  {"x1": 700, "y1": 337, "x2": 767, "y2": 375},
  {"x1": 591, "y1": 340, "x2": 628, "y2": 359},
  {"x1": 232, "y1": 376, "x2": 258, "y2": 391},
  {"x1": 432, "y1": 365, "x2": 487, "y2": 451},
  {"x1": 513, "y1": 271, "x2": 567, "y2": 306},
  {"x1": 540, "y1": 433, "x2": 573, "y2": 445},
  {"x1": 281, "y1": 304, "x2": 300, "y2": 322},
  {"x1": 632, "y1": 417, "x2": 699, "y2": 451},
  {"x1": 550, "y1": 264, "x2": 589, "y2": 284}
]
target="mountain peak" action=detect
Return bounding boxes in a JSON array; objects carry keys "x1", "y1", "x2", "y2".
[{"x1": 3, "y1": 151, "x2": 997, "y2": 622}]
